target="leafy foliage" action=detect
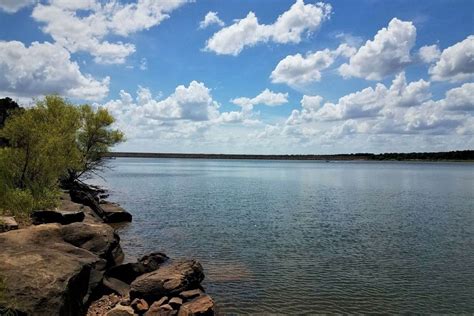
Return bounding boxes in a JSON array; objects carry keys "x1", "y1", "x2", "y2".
[{"x1": 0, "y1": 96, "x2": 123, "y2": 217}]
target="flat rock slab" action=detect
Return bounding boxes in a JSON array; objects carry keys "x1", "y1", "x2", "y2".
[
  {"x1": 0, "y1": 222, "x2": 123, "y2": 315},
  {"x1": 130, "y1": 260, "x2": 204, "y2": 302},
  {"x1": 101, "y1": 202, "x2": 133, "y2": 223},
  {"x1": 0, "y1": 216, "x2": 18, "y2": 232},
  {"x1": 178, "y1": 295, "x2": 215, "y2": 316},
  {"x1": 31, "y1": 209, "x2": 85, "y2": 225}
]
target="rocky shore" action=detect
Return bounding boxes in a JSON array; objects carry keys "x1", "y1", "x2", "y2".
[{"x1": 0, "y1": 183, "x2": 215, "y2": 316}]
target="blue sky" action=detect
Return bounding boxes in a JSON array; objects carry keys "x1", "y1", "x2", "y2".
[{"x1": 0, "y1": 0, "x2": 473, "y2": 154}]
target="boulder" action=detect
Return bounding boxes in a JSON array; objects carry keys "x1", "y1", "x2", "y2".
[
  {"x1": 105, "y1": 252, "x2": 169, "y2": 285},
  {"x1": 0, "y1": 222, "x2": 123, "y2": 315},
  {"x1": 130, "y1": 260, "x2": 204, "y2": 302},
  {"x1": 31, "y1": 209, "x2": 85, "y2": 225},
  {"x1": 179, "y1": 289, "x2": 204, "y2": 300},
  {"x1": 178, "y1": 295, "x2": 214, "y2": 316},
  {"x1": 70, "y1": 187, "x2": 132, "y2": 223},
  {"x1": 103, "y1": 277, "x2": 131, "y2": 296},
  {"x1": 101, "y1": 202, "x2": 133, "y2": 223},
  {"x1": 0, "y1": 216, "x2": 18, "y2": 232},
  {"x1": 106, "y1": 305, "x2": 135, "y2": 316}
]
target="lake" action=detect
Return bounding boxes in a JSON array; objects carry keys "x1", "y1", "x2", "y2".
[{"x1": 91, "y1": 158, "x2": 474, "y2": 314}]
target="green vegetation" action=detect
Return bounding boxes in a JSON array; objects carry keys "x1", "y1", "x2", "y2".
[{"x1": 0, "y1": 96, "x2": 123, "y2": 219}]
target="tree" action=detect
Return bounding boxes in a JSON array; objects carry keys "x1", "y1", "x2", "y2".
[
  {"x1": 0, "y1": 95, "x2": 123, "y2": 216},
  {"x1": 66, "y1": 104, "x2": 124, "y2": 182}
]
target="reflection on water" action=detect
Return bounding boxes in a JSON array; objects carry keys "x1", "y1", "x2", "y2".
[{"x1": 91, "y1": 158, "x2": 474, "y2": 314}]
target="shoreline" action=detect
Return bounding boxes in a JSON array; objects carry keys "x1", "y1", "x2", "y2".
[
  {"x1": 105, "y1": 150, "x2": 474, "y2": 162},
  {"x1": 0, "y1": 182, "x2": 216, "y2": 315}
]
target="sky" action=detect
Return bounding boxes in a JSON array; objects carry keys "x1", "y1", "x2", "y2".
[{"x1": 0, "y1": 0, "x2": 473, "y2": 154}]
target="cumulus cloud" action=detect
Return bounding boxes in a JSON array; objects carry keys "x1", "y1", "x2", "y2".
[
  {"x1": 418, "y1": 44, "x2": 440, "y2": 63},
  {"x1": 31, "y1": 0, "x2": 187, "y2": 64},
  {"x1": 429, "y1": 35, "x2": 474, "y2": 82},
  {"x1": 287, "y1": 72, "x2": 430, "y2": 124},
  {"x1": 101, "y1": 82, "x2": 263, "y2": 142},
  {"x1": 0, "y1": 41, "x2": 109, "y2": 101},
  {"x1": 0, "y1": 0, "x2": 35, "y2": 13},
  {"x1": 231, "y1": 89, "x2": 289, "y2": 111},
  {"x1": 205, "y1": 0, "x2": 331, "y2": 56},
  {"x1": 339, "y1": 18, "x2": 416, "y2": 80},
  {"x1": 270, "y1": 44, "x2": 356, "y2": 86},
  {"x1": 437, "y1": 82, "x2": 474, "y2": 111},
  {"x1": 199, "y1": 11, "x2": 225, "y2": 29}
]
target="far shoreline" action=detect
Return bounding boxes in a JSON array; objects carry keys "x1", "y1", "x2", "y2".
[{"x1": 105, "y1": 150, "x2": 474, "y2": 162}]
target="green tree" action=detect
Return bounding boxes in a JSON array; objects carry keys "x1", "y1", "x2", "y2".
[
  {"x1": 66, "y1": 104, "x2": 124, "y2": 182},
  {"x1": 0, "y1": 95, "x2": 123, "y2": 217}
]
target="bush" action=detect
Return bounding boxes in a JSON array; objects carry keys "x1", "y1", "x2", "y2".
[{"x1": 0, "y1": 95, "x2": 123, "y2": 218}]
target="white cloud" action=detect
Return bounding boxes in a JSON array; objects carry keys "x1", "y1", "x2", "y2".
[
  {"x1": 418, "y1": 44, "x2": 440, "y2": 63},
  {"x1": 429, "y1": 35, "x2": 474, "y2": 82},
  {"x1": 0, "y1": 41, "x2": 109, "y2": 101},
  {"x1": 199, "y1": 11, "x2": 225, "y2": 29},
  {"x1": 31, "y1": 0, "x2": 187, "y2": 64},
  {"x1": 205, "y1": 0, "x2": 331, "y2": 56},
  {"x1": 437, "y1": 82, "x2": 474, "y2": 111},
  {"x1": 270, "y1": 44, "x2": 355, "y2": 86},
  {"x1": 287, "y1": 72, "x2": 430, "y2": 123},
  {"x1": 0, "y1": 0, "x2": 35, "y2": 13},
  {"x1": 139, "y1": 57, "x2": 148, "y2": 71},
  {"x1": 231, "y1": 89, "x2": 289, "y2": 111},
  {"x1": 339, "y1": 18, "x2": 416, "y2": 80}
]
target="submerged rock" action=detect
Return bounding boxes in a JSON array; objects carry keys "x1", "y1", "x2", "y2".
[
  {"x1": 130, "y1": 260, "x2": 204, "y2": 302},
  {"x1": 0, "y1": 222, "x2": 123, "y2": 315}
]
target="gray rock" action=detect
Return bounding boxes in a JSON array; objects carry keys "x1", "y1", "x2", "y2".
[
  {"x1": 0, "y1": 222, "x2": 122, "y2": 315},
  {"x1": 0, "y1": 216, "x2": 18, "y2": 232},
  {"x1": 130, "y1": 260, "x2": 204, "y2": 302},
  {"x1": 103, "y1": 276, "x2": 131, "y2": 296},
  {"x1": 31, "y1": 209, "x2": 85, "y2": 225}
]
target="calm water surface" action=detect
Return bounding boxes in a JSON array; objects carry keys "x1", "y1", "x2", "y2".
[{"x1": 92, "y1": 158, "x2": 474, "y2": 314}]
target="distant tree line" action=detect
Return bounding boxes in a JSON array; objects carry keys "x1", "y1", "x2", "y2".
[
  {"x1": 107, "y1": 151, "x2": 474, "y2": 161},
  {"x1": 0, "y1": 96, "x2": 123, "y2": 220}
]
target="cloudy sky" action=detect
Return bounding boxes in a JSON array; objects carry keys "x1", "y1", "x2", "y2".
[{"x1": 0, "y1": 0, "x2": 473, "y2": 154}]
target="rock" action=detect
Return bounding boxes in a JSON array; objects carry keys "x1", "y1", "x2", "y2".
[
  {"x1": 105, "y1": 252, "x2": 169, "y2": 285},
  {"x1": 86, "y1": 293, "x2": 121, "y2": 316},
  {"x1": 106, "y1": 305, "x2": 135, "y2": 316},
  {"x1": 0, "y1": 216, "x2": 18, "y2": 232},
  {"x1": 179, "y1": 289, "x2": 204, "y2": 300},
  {"x1": 169, "y1": 297, "x2": 183, "y2": 308},
  {"x1": 149, "y1": 296, "x2": 168, "y2": 309},
  {"x1": 70, "y1": 185, "x2": 132, "y2": 223},
  {"x1": 31, "y1": 209, "x2": 85, "y2": 225},
  {"x1": 131, "y1": 298, "x2": 149, "y2": 312},
  {"x1": 103, "y1": 276, "x2": 131, "y2": 296},
  {"x1": 178, "y1": 295, "x2": 215, "y2": 316},
  {"x1": 0, "y1": 222, "x2": 123, "y2": 315},
  {"x1": 101, "y1": 202, "x2": 133, "y2": 223},
  {"x1": 130, "y1": 260, "x2": 204, "y2": 302},
  {"x1": 58, "y1": 193, "x2": 102, "y2": 224},
  {"x1": 61, "y1": 222, "x2": 124, "y2": 266}
]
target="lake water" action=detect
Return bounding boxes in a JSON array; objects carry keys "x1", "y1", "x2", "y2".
[{"x1": 92, "y1": 158, "x2": 474, "y2": 314}]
